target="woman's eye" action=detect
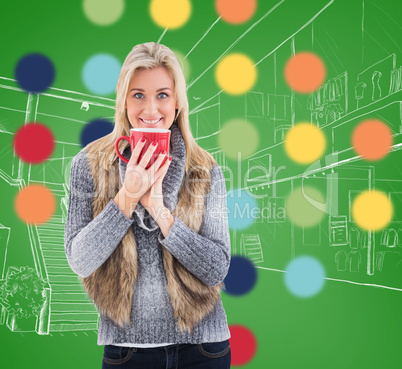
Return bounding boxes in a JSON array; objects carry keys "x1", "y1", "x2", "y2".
[{"x1": 133, "y1": 92, "x2": 167, "y2": 99}]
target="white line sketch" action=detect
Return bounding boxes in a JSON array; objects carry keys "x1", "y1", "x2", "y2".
[
  {"x1": 1, "y1": 0, "x2": 402, "y2": 337},
  {"x1": 157, "y1": 28, "x2": 168, "y2": 43},
  {"x1": 186, "y1": 0, "x2": 287, "y2": 91},
  {"x1": 185, "y1": 17, "x2": 222, "y2": 59},
  {"x1": 329, "y1": 216, "x2": 348, "y2": 246},
  {"x1": 0, "y1": 79, "x2": 110, "y2": 334},
  {"x1": 256, "y1": 266, "x2": 402, "y2": 293},
  {"x1": 240, "y1": 234, "x2": 263, "y2": 263}
]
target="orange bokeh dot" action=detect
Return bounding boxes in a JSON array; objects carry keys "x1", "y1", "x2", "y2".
[
  {"x1": 215, "y1": 0, "x2": 256, "y2": 24},
  {"x1": 352, "y1": 119, "x2": 393, "y2": 161},
  {"x1": 284, "y1": 52, "x2": 326, "y2": 93},
  {"x1": 15, "y1": 184, "x2": 56, "y2": 225}
]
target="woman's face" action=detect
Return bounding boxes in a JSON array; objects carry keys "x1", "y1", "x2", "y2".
[{"x1": 125, "y1": 66, "x2": 178, "y2": 130}]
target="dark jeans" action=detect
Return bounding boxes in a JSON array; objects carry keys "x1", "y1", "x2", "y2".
[{"x1": 101, "y1": 340, "x2": 231, "y2": 369}]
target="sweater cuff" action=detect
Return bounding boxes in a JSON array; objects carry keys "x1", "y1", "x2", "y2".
[
  {"x1": 105, "y1": 198, "x2": 135, "y2": 226},
  {"x1": 157, "y1": 215, "x2": 194, "y2": 252}
]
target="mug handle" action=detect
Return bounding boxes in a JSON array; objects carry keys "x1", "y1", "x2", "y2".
[{"x1": 115, "y1": 136, "x2": 131, "y2": 164}]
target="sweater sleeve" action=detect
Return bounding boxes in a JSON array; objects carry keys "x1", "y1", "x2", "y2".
[
  {"x1": 64, "y1": 150, "x2": 135, "y2": 278},
  {"x1": 158, "y1": 164, "x2": 231, "y2": 287}
]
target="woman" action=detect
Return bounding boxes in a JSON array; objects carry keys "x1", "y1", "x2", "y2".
[{"x1": 64, "y1": 42, "x2": 232, "y2": 368}]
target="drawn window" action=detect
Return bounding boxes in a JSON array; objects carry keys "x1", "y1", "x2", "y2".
[
  {"x1": 267, "y1": 94, "x2": 290, "y2": 121},
  {"x1": 245, "y1": 92, "x2": 264, "y2": 118}
]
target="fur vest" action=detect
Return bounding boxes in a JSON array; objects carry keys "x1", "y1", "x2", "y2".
[{"x1": 80, "y1": 124, "x2": 223, "y2": 333}]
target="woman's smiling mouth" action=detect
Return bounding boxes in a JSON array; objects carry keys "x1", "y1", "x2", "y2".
[{"x1": 140, "y1": 117, "x2": 163, "y2": 124}]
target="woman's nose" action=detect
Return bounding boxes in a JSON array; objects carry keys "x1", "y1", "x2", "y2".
[{"x1": 144, "y1": 97, "x2": 158, "y2": 114}]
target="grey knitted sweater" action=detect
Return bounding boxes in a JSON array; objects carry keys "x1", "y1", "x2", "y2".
[{"x1": 64, "y1": 124, "x2": 231, "y2": 346}]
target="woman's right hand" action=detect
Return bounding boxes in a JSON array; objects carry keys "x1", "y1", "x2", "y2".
[{"x1": 120, "y1": 138, "x2": 168, "y2": 203}]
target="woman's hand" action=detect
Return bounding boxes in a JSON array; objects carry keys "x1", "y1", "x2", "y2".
[
  {"x1": 120, "y1": 138, "x2": 169, "y2": 203},
  {"x1": 139, "y1": 155, "x2": 172, "y2": 212}
]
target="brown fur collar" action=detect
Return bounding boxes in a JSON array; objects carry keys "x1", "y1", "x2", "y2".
[{"x1": 80, "y1": 145, "x2": 222, "y2": 334}]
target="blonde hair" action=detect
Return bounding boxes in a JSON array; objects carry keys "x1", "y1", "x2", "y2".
[{"x1": 85, "y1": 42, "x2": 216, "y2": 174}]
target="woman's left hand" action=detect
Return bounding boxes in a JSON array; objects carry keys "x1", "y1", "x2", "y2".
[{"x1": 139, "y1": 156, "x2": 172, "y2": 215}]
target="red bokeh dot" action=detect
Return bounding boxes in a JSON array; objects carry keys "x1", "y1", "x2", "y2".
[
  {"x1": 13, "y1": 122, "x2": 55, "y2": 164},
  {"x1": 229, "y1": 325, "x2": 257, "y2": 366}
]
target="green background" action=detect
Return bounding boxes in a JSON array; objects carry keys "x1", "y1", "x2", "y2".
[{"x1": 1, "y1": 0, "x2": 402, "y2": 368}]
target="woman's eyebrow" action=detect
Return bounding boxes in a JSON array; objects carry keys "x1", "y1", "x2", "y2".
[{"x1": 130, "y1": 87, "x2": 171, "y2": 92}]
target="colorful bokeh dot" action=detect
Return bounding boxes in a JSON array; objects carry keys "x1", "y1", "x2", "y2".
[
  {"x1": 80, "y1": 119, "x2": 114, "y2": 147},
  {"x1": 286, "y1": 186, "x2": 326, "y2": 228},
  {"x1": 15, "y1": 184, "x2": 56, "y2": 225},
  {"x1": 284, "y1": 122, "x2": 326, "y2": 164},
  {"x1": 215, "y1": 53, "x2": 257, "y2": 95},
  {"x1": 227, "y1": 189, "x2": 259, "y2": 230},
  {"x1": 13, "y1": 123, "x2": 55, "y2": 164},
  {"x1": 83, "y1": 0, "x2": 125, "y2": 26},
  {"x1": 218, "y1": 119, "x2": 259, "y2": 160},
  {"x1": 284, "y1": 256, "x2": 325, "y2": 297},
  {"x1": 216, "y1": 0, "x2": 257, "y2": 24},
  {"x1": 82, "y1": 54, "x2": 121, "y2": 95},
  {"x1": 224, "y1": 256, "x2": 257, "y2": 296},
  {"x1": 352, "y1": 119, "x2": 393, "y2": 161},
  {"x1": 284, "y1": 52, "x2": 326, "y2": 93},
  {"x1": 352, "y1": 190, "x2": 393, "y2": 231},
  {"x1": 150, "y1": 0, "x2": 191, "y2": 29},
  {"x1": 15, "y1": 53, "x2": 55, "y2": 93},
  {"x1": 229, "y1": 325, "x2": 257, "y2": 366}
]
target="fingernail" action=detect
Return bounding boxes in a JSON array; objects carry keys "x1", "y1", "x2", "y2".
[
  {"x1": 161, "y1": 150, "x2": 166, "y2": 155},
  {"x1": 169, "y1": 157, "x2": 172, "y2": 161},
  {"x1": 140, "y1": 137, "x2": 146, "y2": 143},
  {"x1": 152, "y1": 141, "x2": 158, "y2": 146}
]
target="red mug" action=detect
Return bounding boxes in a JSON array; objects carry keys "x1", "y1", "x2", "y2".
[{"x1": 115, "y1": 128, "x2": 171, "y2": 169}]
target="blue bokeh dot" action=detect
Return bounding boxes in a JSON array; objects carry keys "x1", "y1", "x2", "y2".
[
  {"x1": 224, "y1": 256, "x2": 257, "y2": 296},
  {"x1": 226, "y1": 189, "x2": 258, "y2": 230},
  {"x1": 80, "y1": 119, "x2": 114, "y2": 147},
  {"x1": 15, "y1": 53, "x2": 55, "y2": 93},
  {"x1": 284, "y1": 255, "x2": 325, "y2": 298},
  {"x1": 82, "y1": 53, "x2": 121, "y2": 95}
]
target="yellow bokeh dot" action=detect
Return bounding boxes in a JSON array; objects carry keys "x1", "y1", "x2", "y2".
[
  {"x1": 284, "y1": 123, "x2": 326, "y2": 164},
  {"x1": 215, "y1": 53, "x2": 257, "y2": 95},
  {"x1": 83, "y1": 0, "x2": 125, "y2": 26},
  {"x1": 150, "y1": 0, "x2": 191, "y2": 29},
  {"x1": 352, "y1": 190, "x2": 393, "y2": 231}
]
